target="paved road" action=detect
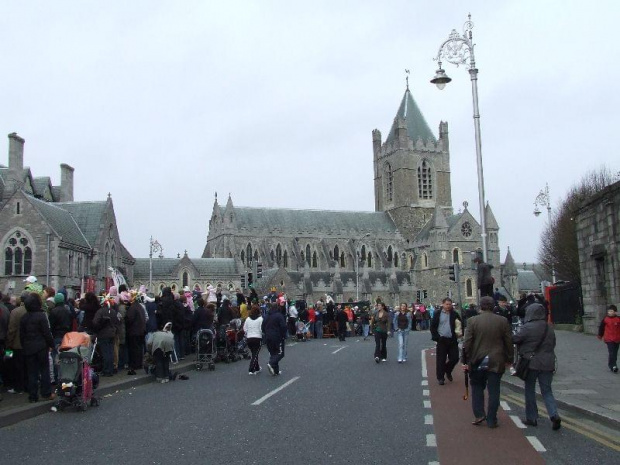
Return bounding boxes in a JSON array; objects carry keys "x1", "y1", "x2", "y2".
[{"x1": 0, "y1": 332, "x2": 618, "y2": 464}]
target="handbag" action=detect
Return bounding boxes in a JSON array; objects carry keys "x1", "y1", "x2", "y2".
[{"x1": 515, "y1": 324, "x2": 549, "y2": 381}]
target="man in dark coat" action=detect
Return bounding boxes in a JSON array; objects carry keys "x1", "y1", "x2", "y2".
[
  {"x1": 20, "y1": 293, "x2": 55, "y2": 402},
  {"x1": 475, "y1": 257, "x2": 494, "y2": 298},
  {"x1": 430, "y1": 297, "x2": 461, "y2": 385},
  {"x1": 126, "y1": 297, "x2": 147, "y2": 375},
  {"x1": 93, "y1": 299, "x2": 120, "y2": 376},
  {"x1": 462, "y1": 296, "x2": 513, "y2": 428},
  {"x1": 262, "y1": 303, "x2": 286, "y2": 375}
]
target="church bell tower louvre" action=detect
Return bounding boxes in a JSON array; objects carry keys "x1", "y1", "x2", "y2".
[{"x1": 373, "y1": 86, "x2": 453, "y2": 241}]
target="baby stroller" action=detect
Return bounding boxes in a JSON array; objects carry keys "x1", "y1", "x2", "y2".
[
  {"x1": 216, "y1": 324, "x2": 234, "y2": 363},
  {"x1": 195, "y1": 328, "x2": 216, "y2": 371},
  {"x1": 296, "y1": 320, "x2": 310, "y2": 342},
  {"x1": 53, "y1": 332, "x2": 100, "y2": 412},
  {"x1": 234, "y1": 327, "x2": 251, "y2": 360}
]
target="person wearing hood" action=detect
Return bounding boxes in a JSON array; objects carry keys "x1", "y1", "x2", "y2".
[
  {"x1": 93, "y1": 293, "x2": 120, "y2": 377},
  {"x1": 243, "y1": 304, "x2": 264, "y2": 374},
  {"x1": 19, "y1": 293, "x2": 55, "y2": 403},
  {"x1": 597, "y1": 304, "x2": 620, "y2": 373},
  {"x1": 262, "y1": 303, "x2": 286, "y2": 375},
  {"x1": 217, "y1": 296, "x2": 233, "y2": 327},
  {"x1": 512, "y1": 302, "x2": 561, "y2": 430},
  {"x1": 157, "y1": 287, "x2": 175, "y2": 331}
]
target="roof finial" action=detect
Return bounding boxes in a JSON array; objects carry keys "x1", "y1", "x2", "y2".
[
  {"x1": 215, "y1": 191, "x2": 218, "y2": 200},
  {"x1": 405, "y1": 69, "x2": 410, "y2": 91}
]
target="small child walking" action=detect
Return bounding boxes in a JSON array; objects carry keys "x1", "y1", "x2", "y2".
[{"x1": 597, "y1": 305, "x2": 620, "y2": 373}]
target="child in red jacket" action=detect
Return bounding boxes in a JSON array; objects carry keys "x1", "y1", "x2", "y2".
[{"x1": 597, "y1": 305, "x2": 620, "y2": 373}]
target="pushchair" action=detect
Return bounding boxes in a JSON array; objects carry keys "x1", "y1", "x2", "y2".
[
  {"x1": 234, "y1": 327, "x2": 251, "y2": 360},
  {"x1": 53, "y1": 332, "x2": 100, "y2": 412},
  {"x1": 216, "y1": 324, "x2": 234, "y2": 363},
  {"x1": 296, "y1": 320, "x2": 310, "y2": 342},
  {"x1": 195, "y1": 328, "x2": 216, "y2": 371}
]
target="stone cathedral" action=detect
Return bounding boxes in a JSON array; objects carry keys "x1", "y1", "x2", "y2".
[{"x1": 202, "y1": 86, "x2": 501, "y2": 305}]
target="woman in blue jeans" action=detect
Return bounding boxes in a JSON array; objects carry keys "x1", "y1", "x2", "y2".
[
  {"x1": 393, "y1": 303, "x2": 411, "y2": 362},
  {"x1": 513, "y1": 303, "x2": 561, "y2": 430}
]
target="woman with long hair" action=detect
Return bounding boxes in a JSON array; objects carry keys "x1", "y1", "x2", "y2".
[
  {"x1": 394, "y1": 303, "x2": 412, "y2": 363},
  {"x1": 372, "y1": 302, "x2": 390, "y2": 363},
  {"x1": 243, "y1": 304, "x2": 263, "y2": 375}
]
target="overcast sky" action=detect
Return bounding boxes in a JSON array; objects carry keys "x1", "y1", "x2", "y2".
[{"x1": 1, "y1": 1, "x2": 618, "y2": 264}]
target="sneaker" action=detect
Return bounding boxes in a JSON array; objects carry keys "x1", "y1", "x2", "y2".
[
  {"x1": 613, "y1": 366, "x2": 618, "y2": 373},
  {"x1": 7, "y1": 389, "x2": 20, "y2": 394},
  {"x1": 276, "y1": 370, "x2": 282, "y2": 375},
  {"x1": 446, "y1": 373, "x2": 453, "y2": 382},
  {"x1": 551, "y1": 416, "x2": 562, "y2": 430},
  {"x1": 398, "y1": 360, "x2": 402, "y2": 363},
  {"x1": 375, "y1": 357, "x2": 380, "y2": 363},
  {"x1": 381, "y1": 359, "x2": 387, "y2": 362},
  {"x1": 267, "y1": 364, "x2": 275, "y2": 375},
  {"x1": 402, "y1": 359, "x2": 407, "y2": 362},
  {"x1": 438, "y1": 379, "x2": 445, "y2": 385},
  {"x1": 248, "y1": 371, "x2": 255, "y2": 375},
  {"x1": 521, "y1": 418, "x2": 537, "y2": 427}
]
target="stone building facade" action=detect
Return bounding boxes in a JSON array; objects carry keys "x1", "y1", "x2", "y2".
[
  {"x1": 202, "y1": 87, "x2": 502, "y2": 305},
  {"x1": 0, "y1": 133, "x2": 134, "y2": 297},
  {"x1": 575, "y1": 179, "x2": 620, "y2": 334}
]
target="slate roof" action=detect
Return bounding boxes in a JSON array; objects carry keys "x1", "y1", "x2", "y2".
[
  {"x1": 56, "y1": 201, "x2": 108, "y2": 246},
  {"x1": 232, "y1": 207, "x2": 398, "y2": 235},
  {"x1": 517, "y1": 270, "x2": 541, "y2": 292},
  {"x1": 27, "y1": 195, "x2": 91, "y2": 248},
  {"x1": 32, "y1": 177, "x2": 52, "y2": 198},
  {"x1": 133, "y1": 257, "x2": 238, "y2": 277},
  {"x1": 386, "y1": 89, "x2": 437, "y2": 144},
  {"x1": 503, "y1": 248, "x2": 518, "y2": 276}
]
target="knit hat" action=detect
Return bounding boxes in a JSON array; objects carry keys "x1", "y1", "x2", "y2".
[{"x1": 54, "y1": 293, "x2": 65, "y2": 304}]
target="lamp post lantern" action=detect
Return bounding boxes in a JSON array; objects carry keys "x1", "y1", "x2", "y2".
[
  {"x1": 431, "y1": 14, "x2": 488, "y2": 263},
  {"x1": 533, "y1": 183, "x2": 556, "y2": 283},
  {"x1": 149, "y1": 236, "x2": 163, "y2": 292}
]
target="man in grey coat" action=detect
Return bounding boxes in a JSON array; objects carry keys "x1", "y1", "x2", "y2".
[
  {"x1": 462, "y1": 296, "x2": 513, "y2": 428},
  {"x1": 513, "y1": 303, "x2": 561, "y2": 430}
]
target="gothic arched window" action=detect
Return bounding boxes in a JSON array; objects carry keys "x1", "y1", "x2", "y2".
[
  {"x1": 367, "y1": 252, "x2": 372, "y2": 268},
  {"x1": 452, "y1": 248, "x2": 460, "y2": 264},
  {"x1": 270, "y1": 249, "x2": 275, "y2": 262},
  {"x1": 387, "y1": 246, "x2": 393, "y2": 262},
  {"x1": 394, "y1": 253, "x2": 399, "y2": 268},
  {"x1": 418, "y1": 159, "x2": 433, "y2": 199},
  {"x1": 422, "y1": 253, "x2": 429, "y2": 269},
  {"x1": 340, "y1": 252, "x2": 345, "y2": 268},
  {"x1": 333, "y1": 245, "x2": 339, "y2": 262},
  {"x1": 312, "y1": 251, "x2": 318, "y2": 268},
  {"x1": 306, "y1": 245, "x2": 311, "y2": 266},
  {"x1": 360, "y1": 245, "x2": 366, "y2": 265},
  {"x1": 384, "y1": 163, "x2": 393, "y2": 201},
  {"x1": 283, "y1": 250, "x2": 288, "y2": 268},
  {"x1": 276, "y1": 244, "x2": 282, "y2": 265},
  {"x1": 466, "y1": 279, "x2": 473, "y2": 297},
  {"x1": 182, "y1": 271, "x2": 189, "y2": 288},
  {"x1": 240, "y1": 250, "x2": 245, "y2": 264},
  {"x1": 246, "y1": 244, "x2": 253, "y2": 265}
]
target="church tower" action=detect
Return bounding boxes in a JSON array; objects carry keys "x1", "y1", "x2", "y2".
[{"x1": 373, "y1": 86, "x2": 452, "y2": 240}]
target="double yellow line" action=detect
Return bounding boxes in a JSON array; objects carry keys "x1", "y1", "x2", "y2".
[{"x1": 501, "y1": 392, "x2": 620, "y2": 452}]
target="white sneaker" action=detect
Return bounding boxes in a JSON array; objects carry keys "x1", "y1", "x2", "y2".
[
  {"x1": 248, "y1": 371, "x2": 255, "y2": 375},
  {"x1": 397, "y1": 360, "x2": 402, "y2": 363},
  {"x1": 381, "y1": 359, "x2": 387, "y2": 362},
  {"x1": 375, "y1": 357, "x2": 380, "y2": 363}
]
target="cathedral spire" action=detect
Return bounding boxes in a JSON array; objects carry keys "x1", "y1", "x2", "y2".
[{"x1": 386, "y1": 85, "x2": 436, "y2": 144}]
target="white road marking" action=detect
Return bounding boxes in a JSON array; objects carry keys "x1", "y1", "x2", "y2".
[
  {"x1": 527, "y1": 436, "x2": 546, "y2": 452},
  {"x1": 332, "y1": 346, "x2": 347, "y2": 354},
  {"x1": 423, "y1": 389, "x2": 430, "y2": 396},
  {"x1": 426, "y1": 434, "x2": 437, "y2": 447},
  {"x1": 421, "y1": 380, "x2": 428, "y2": 386},
  {"x1": 428, "y1": 462, "x2": 440, "y2": 465},
  {"x1": 421, "y1": 349, "x2": 428, "y2": 378},
  {"x1": 510, "y1": 415, "x2": 526, "y2": 429},
  {"x1": 424, "y1": 400, "x2": 432, "y2": 408},
  {"x1": 251, "y1": 377, "x2": 300, "y2": 406},
  {"x1": 500, "y1": 401, "x2": 511, "y2": 411},
  {"x1": 286, "y1": 342, "x2": 298, "y2": 347},
  {"x1": 425, "y1": 414, "x2": 434, "y2": 425}
]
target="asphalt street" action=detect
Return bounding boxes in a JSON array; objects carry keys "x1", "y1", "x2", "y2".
[{"x1": 0, "y1": 332, "x2": 618, "y2": 465}]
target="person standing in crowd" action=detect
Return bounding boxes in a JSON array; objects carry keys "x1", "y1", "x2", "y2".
[
  {"x1": 126, "y1": 292, "x2": 146, "y2": 376},
  {"x1": 243, "y1": 304, "x2": 263, "y2": 375},
  {"x1": 462, "y1": 296, "x2": 513, "y2": 428},
  {"x1": 262, "y1": 303, "x2": 286, "y2": 376},
  {"x1": 474, "y1": 257, "x2": 494, "y2": 298},
  {"x1": 394, "y1": 303, "x2": 412, "y2": 363},
  {"x1": 79, "y1": 292, "x2": 100, "y2": 333},
  {"x1": 6, "y1": 292, "x2": 28, "y2": 394},
  {"x1": 116, "y1": 290, "x2": 130, "y2": 372},
  {"x1": 93, "y1": 295, "x2": 120, "y2": 377},
  {"x1": 414, "y1": 301, "x2": 424, "y2": 331},
  {"x1": 315, "y1": 302, "x2": 324, "y2": 339},
  {"x1": 48, "y1": 292, "x2": 73, "y2": 383},
  {"x1": 287, "y1": 300, "x2": 298, "y2": 339},
  {"x1": 493, "y1": 295, "x2": 513, "y2": 324},
  {"x1": 217, "y1": 295, "x2": 233, "y2": 327},
  {"x1": 171, "y1": 292, "x2": 185, "y2": 360},
  {"x1": 0, "y1": 292, "x2": 10, "y2": 397},
  {"x1": 20, "y1": 293, "x2": 55, "y2": 403},
  {"x1": 513, "y1": 301, "x2": 561, "y2": 430},
  {"x1": 371, "y1": 302, "x2": 389, "y2": 363},
  {"x1": 597, "y1": 305, "x2": 620, "y2": 373},
  {"x1": 360, "y1": 306, "x2": 370, "y2": 340},
  {"x1": 430, "y1": 297, "x2": 461, "y2": 385},
  {"x1": 336, "y1": 305, "x2": 348, "y2": 342},
  {"x1": 307, "y1": 305, "x2": 316, "y2": 339}
]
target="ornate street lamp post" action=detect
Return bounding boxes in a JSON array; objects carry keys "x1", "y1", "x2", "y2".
[
  {"x1": 149, "y1": 236, "x2": 163, "y2": 292},
  {"x1": 534, "y1": 183, "x2": 556, "y2": 283},
  {"x1": 431, "y1": 14, "x2": 488, "y2": 262}
]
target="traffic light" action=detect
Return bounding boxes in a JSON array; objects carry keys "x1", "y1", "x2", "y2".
[
  {"x1": 448, "y1": 265, "x2": 456, "y2": 282},
  {"x1": 257, "y1": 262, "x2": 263, "y2": 279},
  {"x1": 240, "y1": 273, "x2": 246, "y2": 288}
]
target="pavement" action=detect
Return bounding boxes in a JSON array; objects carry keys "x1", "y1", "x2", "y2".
[
  {"x1": 501, "y1": 329, "x2": 620, "y2": 428},
  {"x1": 0, "y1": 329, "x2": 619, "y2": 430}
]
